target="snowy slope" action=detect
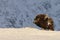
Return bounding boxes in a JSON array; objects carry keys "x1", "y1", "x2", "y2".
[
  {"x1": 0, "y1": 27, "x2": 60, "y2": 40},
  {"x1": 0, "y1": 0, "x2": 60, "y2": 31}
]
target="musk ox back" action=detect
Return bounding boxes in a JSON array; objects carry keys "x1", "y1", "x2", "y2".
[{"x1": 33, "y1": 14, "x2": 54, "y2": 31}]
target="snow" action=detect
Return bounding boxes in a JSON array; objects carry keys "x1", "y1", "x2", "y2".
[
  {"x1": 0, "y1": 27, "x2": 60, "y2": 40},
  {"x1": 0, "y1": 0, "x2": 60, "y2": 31}
]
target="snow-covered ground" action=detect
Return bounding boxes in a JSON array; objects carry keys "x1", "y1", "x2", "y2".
[
  {"x1": 0, "y1": 27, "x2": 60, "y2": 40},
  {"x1": 0, "y1": 0, "x2": 60, "y2": 31}
]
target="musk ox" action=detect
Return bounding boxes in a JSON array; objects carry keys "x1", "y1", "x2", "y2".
[{"x1": 33, "y1": 14, "x2": 54, "y2": 31}]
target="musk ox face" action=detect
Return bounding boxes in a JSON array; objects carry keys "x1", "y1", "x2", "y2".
[{"x1": 33, "y1": 14, "x2": 54, "y2": 31}]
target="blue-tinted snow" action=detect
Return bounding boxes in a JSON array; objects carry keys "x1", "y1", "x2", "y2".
[{"x1": 0, "y1": 0, "x2": 60, "y2": 31}]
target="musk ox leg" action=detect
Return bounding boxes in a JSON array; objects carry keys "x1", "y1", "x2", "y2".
[
  {"x1": 48, "y1": 17, "x2": 54, "y2": 31},
  {"x1": 48, "y1": 25, "x2": 54, "y2": 31}
]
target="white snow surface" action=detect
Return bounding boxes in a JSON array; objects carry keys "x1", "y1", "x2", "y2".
[{"x1": 0, "y1": 27, "x2": 60, "y2": 40}]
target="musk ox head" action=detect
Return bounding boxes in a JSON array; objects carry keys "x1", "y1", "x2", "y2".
[{"x1": 33, "y1": 14, "x2": 54, "y2": 31}]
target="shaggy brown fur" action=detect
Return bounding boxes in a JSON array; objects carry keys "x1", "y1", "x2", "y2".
[{"x1": 33, "y1": 14, "x2": 54, "y2": 31}]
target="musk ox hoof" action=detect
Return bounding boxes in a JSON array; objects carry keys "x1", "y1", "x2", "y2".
[{"x1": 33, "y1": 14, "x2": 54, "y2": 31}]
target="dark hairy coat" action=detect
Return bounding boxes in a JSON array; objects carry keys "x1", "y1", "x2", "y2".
[{"x1": 33, "y1": 14, "x2": 54, "y2": 31}]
